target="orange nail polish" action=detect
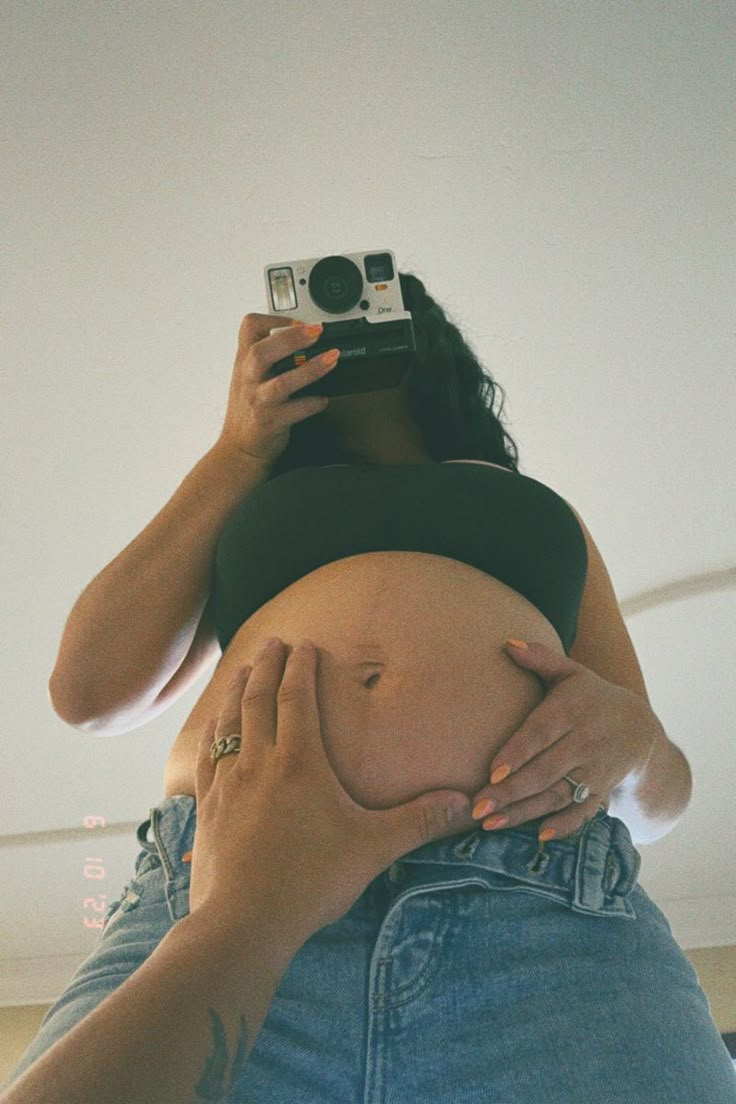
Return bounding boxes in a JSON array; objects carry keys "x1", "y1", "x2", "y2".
[
  {"x1": 539, "y1": 829, "x2": 557, "y2": 842},
  {"x1": 182, "y1": 851, "x2": 193, "y2": 863},
  {"x1": 483, "y1": 814, "x2": 509, "y2": 830},
  {"x1": 472, "y1": 799, "x2": 494, "y2": 819},
  {"x1": 490, "y1": 764, "x2": 511, "y2": 785}
]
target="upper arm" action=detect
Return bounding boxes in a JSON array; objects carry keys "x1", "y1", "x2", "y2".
[{"x1": 564, "y1": 500, "x2": 652, "y2": 705}]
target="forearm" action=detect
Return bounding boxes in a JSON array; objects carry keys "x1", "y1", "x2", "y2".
[
  {"x1": 609, "y1": 716, "x2": 693, "y2": 844},
  {"x1": 48, "y1": 440, "x2": 271, "y2": 730},
  {"x1": 1, "y1": 906, "x2": 304, "y2": 1104}
]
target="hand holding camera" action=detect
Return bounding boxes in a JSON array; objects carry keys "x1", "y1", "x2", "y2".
[
  {"x1": 263, "y1": 249, "x2": 416, "y2": 399},
  {"x1": 218, "y1": 251, "x2": 415, "y2": 469},
  {"x1": 217, "y1": 314, "x2": 340, "y2": 468}
]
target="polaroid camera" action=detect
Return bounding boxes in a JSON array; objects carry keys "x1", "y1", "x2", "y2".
[{"x1": 264, "y1": 249, "x2": 416, "y2": 396}]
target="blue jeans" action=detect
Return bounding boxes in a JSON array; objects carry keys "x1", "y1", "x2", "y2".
[{"x1": 6, "y1": 795, "x2": 735, "y2": 1102}]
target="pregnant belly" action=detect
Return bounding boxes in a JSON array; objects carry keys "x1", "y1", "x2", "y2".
[{"x1": 163, "y1": 552, "x2": 565, "y2": 809}]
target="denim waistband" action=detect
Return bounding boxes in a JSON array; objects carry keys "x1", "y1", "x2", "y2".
[
  {"x1": 394, "y1": 805, "x2": 640, "y2": 918},
  {"x1": 135, "y1": 797, "x2": 640, "y2": 923}
]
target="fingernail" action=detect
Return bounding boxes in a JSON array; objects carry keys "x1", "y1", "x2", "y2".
[
  {"x1": 490, "y1": 764, "x2": 511, "y2": 785},
  {"x1": 472, "y1": 799, "x2": 495, "y2": 819},
  {"x1": 506, "y1": 638, "x2": 528, "y2": 649},
  {"x1": 483, "y1": 814, "x2": 509, "y2": 831},
  {"x1": 539, "y1": 828, "x2": 557, "y2": 842}
]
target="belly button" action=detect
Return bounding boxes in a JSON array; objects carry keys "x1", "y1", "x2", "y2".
[{"x1": 363, "y1": 672, "x2": 382, "y2": 690}]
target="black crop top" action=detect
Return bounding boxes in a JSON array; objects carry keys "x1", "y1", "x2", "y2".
[{"x1": 210, "y1": 461, "x2": 588, "y2": 655}]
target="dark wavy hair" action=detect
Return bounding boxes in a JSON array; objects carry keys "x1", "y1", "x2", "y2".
[{"x1": 270, "y1": 271, "x2": 521, "y2": 479}]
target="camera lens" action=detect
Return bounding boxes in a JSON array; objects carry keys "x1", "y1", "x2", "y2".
[{"x1": 309, "y1": 256, "x2": 364, "y2": 314}]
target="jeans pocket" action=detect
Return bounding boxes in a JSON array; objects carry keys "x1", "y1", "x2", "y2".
[
  {"x1": 102, "y1": 883, "x2": 132, "y2": 928},
  {"x1": 102, "y1": 847, "x2": 163, "y2": 929}
]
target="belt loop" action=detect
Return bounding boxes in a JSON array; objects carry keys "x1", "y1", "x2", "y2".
[{"x1": 136, "y1": 815, "x2": 154, "y2": 851}]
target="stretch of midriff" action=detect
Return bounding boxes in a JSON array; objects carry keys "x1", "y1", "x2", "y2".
[{"x1": 162, "y1": 548, "x2": 565, "y2": 818}]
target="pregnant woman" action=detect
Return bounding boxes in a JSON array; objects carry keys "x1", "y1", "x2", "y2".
[{"x1": 6, "y1": 274, "x2": 735, "y2": 1102}]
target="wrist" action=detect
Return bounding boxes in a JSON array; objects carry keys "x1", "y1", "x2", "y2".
[
  {"x1": 211, "y1": 436, "x2": 274, "y2": 477},
  {"x1": 188, "y1": 899, "x2": 310, "y2": 973}
]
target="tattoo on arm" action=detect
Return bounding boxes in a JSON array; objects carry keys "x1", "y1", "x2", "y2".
[{"x1": 194, "y1": 1009, "x2": 249, "y2": 1100}]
